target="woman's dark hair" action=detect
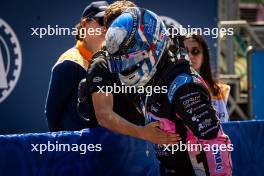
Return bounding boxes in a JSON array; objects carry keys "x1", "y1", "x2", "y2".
[{"x1": 184, "y1": 34, "x2": 220, "y2": 96}]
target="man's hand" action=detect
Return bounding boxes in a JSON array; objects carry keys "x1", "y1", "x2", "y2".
[{"x1": 139, "y1": 121, "x2": 181, "y2": 144}]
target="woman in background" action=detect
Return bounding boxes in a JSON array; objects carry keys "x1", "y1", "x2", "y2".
[{"x1": 184, "y1": 34, "x2": 230, "y2": 122}]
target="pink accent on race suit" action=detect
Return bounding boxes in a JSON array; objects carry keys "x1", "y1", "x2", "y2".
[
  {"x1": 190, "y1": 73, "x2": 233, "y2": 175},
  {"x1": 186, "y1": 127, "x2": 233, "y2": 176},
  {"x1": 176, "y1": 111, "x2": 232, "y2": 175},
  {"x1": 147, "y1": 105, "x2": 232, "y2": 175},
  {"x1": 147, "y1": 112, "x2": 176, "y2": 133},
  {"x1": 197, "y1": 74, "x2": 207, "y2": 86},
  {"x1": 159, "y1": 118, "x2": 176, "y2": 133}
]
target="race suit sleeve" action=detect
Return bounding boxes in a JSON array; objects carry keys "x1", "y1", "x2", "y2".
[
  {"x1": 172, "y1": 82, "x2": 233, "y2": 176},
  {"x1": 45, "y1": 61, "x2": 77, "y2": 131},
  {"x1": 172, "y1": 82, "x2": 220, "y2": 139}
]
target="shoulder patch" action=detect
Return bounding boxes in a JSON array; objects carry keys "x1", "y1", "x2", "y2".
[{"x1": 167, "y1": 73, "x2": 192, "y2": 103}]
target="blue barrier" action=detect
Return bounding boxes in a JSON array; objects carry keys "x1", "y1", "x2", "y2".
[
  {"x1": 222, "y1": 120, "x2": 264, "y2": 176},
  {"x1": 248, "y1": 49, "x2": 264, "y2": 120},
  {"x1": 0, "y1": 121, "x2": 264, "y2": 176},
  {"x1": 0, "y1": 128, "x2": 160, "y2": 176}
]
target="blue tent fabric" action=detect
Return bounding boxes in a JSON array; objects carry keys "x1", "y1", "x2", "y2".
[{"x1": 0, "y1": 121, "x2": 264, "y2": 176}]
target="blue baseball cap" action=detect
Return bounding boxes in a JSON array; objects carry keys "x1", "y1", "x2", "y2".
[{"x1": 82, "y1": 1, "x2": 109, "y2": 19}]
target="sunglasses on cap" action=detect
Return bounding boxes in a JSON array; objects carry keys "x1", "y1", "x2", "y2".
[{"x1": 187, "y1": 47, "x2": 201, "y2": 56}]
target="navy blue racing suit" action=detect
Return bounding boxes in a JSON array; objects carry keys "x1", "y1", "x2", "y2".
[{"x1": 139, "y1": 58, "x2": 232, "y2": 176}]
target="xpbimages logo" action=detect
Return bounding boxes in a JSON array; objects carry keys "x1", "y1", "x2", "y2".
[
  {"x1": 30, "y1": 25, "x2": 103, "y2": 38},
  {"x1": 31, "y1": 141, "x2": 102, "y2": 155},
  {"x1": 160, "y1": 141, "x2": 234, "y2": 155},
  {"x1": 160, "y1": 16, "x2": 234, "y2": 39},
  {"x1": 96, "y1": 83, "x2": 168, "y2": 96}
]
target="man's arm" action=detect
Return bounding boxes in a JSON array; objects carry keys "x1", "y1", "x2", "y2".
[
  {"x1": 92, "y1": 92, "x2": 181, "y2": 144},
  {"x1": 87, "y1": 54, "x2": 180, "y2": 144}
]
